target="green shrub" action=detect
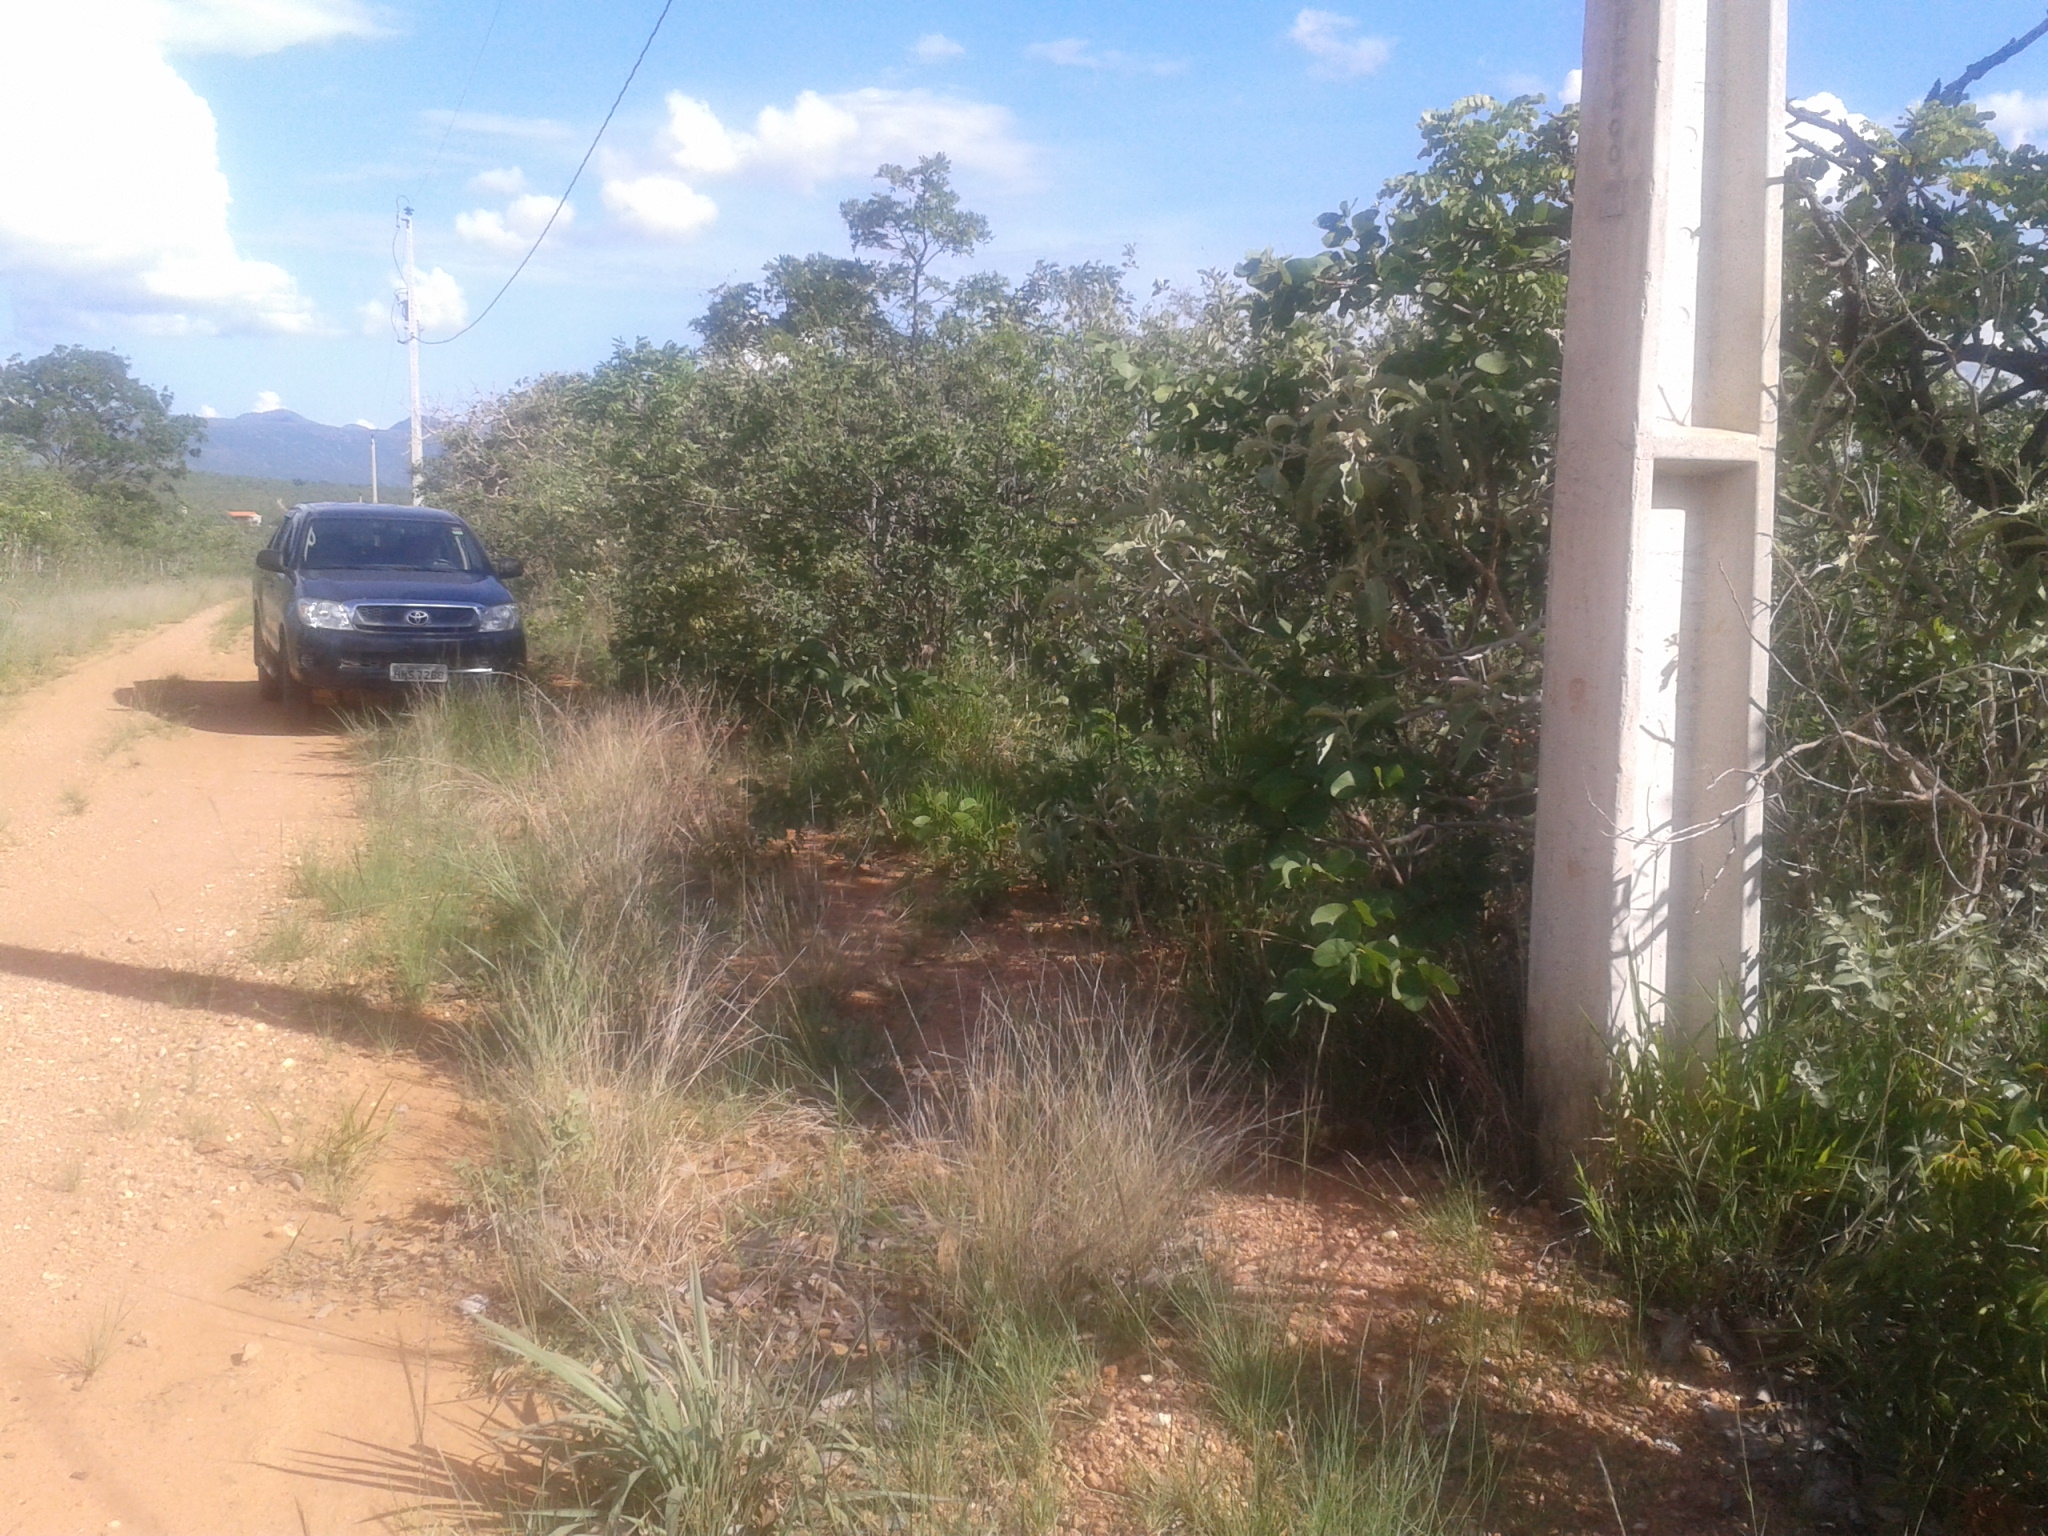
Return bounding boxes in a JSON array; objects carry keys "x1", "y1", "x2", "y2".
[
  {"x1": 902, "y1": 785, "x2": 1021, "y2": 909},
  {"x1": 1583, "y1": 898, "x2": 2048, "y2": 1506}
]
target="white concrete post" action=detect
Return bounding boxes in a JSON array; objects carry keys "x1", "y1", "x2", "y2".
[{"x1": 1526, "y1": 0, "x2": 1787, "y2": 1170}]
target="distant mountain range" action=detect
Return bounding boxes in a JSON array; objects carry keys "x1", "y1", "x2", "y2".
[{"x1": 189, "y1": 410, "x2": 441, "y2": 486}]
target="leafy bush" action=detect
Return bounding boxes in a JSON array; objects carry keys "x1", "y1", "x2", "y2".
[
  {"x1": 902, "y1": 786, "x2": 1020, "y2": 908},
  {"x1": 1584, "y1": 901, "x2": 2048, "y2": 1505}
]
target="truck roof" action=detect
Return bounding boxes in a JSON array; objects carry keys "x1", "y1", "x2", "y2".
[{"x1": 288, "y1": 501, "x2": 464, "y2": 521}]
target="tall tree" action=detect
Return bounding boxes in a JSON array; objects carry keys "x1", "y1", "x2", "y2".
[
  {"x1": 0, "y1": 346, "x2": 202, "y2": 499},
  {"x1": 839, "y1": 155, "x2": 992, "y2": 342}
]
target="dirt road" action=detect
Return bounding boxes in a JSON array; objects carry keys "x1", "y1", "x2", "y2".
[{"x1": 0, "y1": 606, "x2": 480, "y2": 1534}]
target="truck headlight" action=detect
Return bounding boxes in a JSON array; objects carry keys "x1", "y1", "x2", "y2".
[
  {"x1": 477, "y1": 603, "x2": 521, "y2": 632},
  {"x1": 294, "y1": 599, "x2": 353, "y2": 630}
]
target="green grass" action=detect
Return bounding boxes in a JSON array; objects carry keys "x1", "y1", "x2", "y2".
[
  {"x1": 484, "y1": 1282, "x2": 814, "y2": 1536},
  {"x1": 285, "y1": 1087, "x2": 394, "y2": 1209},
  {"x1": 0, "y1": 567, "x2": 244, "y2": 696}
]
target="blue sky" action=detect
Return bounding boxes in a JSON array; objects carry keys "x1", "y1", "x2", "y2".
[{"x1": 5, "y1": 1, "x2": 2046, "y2": 431}]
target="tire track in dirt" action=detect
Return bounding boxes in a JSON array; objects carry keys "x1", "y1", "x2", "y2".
[{"x1": 0, "y1": 605, "x2": 485, "y2": 1535}]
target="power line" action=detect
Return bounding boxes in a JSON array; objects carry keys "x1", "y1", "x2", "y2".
[
  {"x1": 421, "y1": 0, "x2": 677, "y2": 346},
  {"x1": 423, "y1": 0, "x2": 508, "y2": 188}
]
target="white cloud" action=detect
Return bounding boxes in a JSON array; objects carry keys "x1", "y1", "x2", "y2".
[
  {"x1": 651, "y1": 88, "x2": 1033, "y2": 191},
  {"x1": 198, "y1": 404, "x2": 221, "y2": 418},
  {"x1": 0, "y1": 0, "x2": 317, "y2": 337},
  {"x1": 1025, "y1": 38, "x2": 1183, "y2": 75},
  {"x1": 151, "y1": 0, "x2": 385, "y2": 56},
  {"x1": 252, "y1": 389, "x2": 284, "y2": 412},
  {"x1": 468, "y1": 166, "x2": 527, "y2": 196},
  {"x1": 356, "y1": 266, "x2": 466, "y2": 337},
  {"x1": 1288, "y1": 9, "x2": 1392, "y2": 79},
  {"x1": 456, "y1": 192, "x2": 572, "y2": 254},
  {"x1": 1561, "y1": 68, "x2": 1583, "y2": 106},
  {"x1": 665, "y1": 95, "x2": 748, "y2": 177},
  {"x1": 913, "y1": 33, "x2": 964, "y2": 62},
  {"x1": 1983, "y1": 90, "x2": 2048, "y2": 147},
  {"x1": 419, "y1": 109, "x2": 572, "y2": 142},
  {"x1": 410, "y1": 267, "x2": 467, "y2": 331},
  {"x1": 350, "y1": 418, "x2": 375, "y2": 428},
  {"x1": 602, "y1": 175, "x2": 720, "y2": 240}
]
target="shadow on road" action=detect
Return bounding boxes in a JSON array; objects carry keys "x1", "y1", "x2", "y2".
[
  {"x1": 0, "y1": 943, "x2": 449, "y2": 1057},
  {"x1": 111, "y1": 676, "x2": 355, "y2": 738},
  {"x1": 265, "y1": 1431, "x2": 521, "y2": 1522}
]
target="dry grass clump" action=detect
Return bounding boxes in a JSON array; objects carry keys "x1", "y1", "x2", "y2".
[
  {"x1": 321, "y1": 692, "x2": 1494, "y2": 1533},
  {"x1": 297, "y1": 690, "x2": 801, "y2": 1321},
  {"x1": 912, "y1": 973, "x2": 1243, "y2": 1329},
  {"x1": 477, "y1": 939, "x2": 818, "y2": 1320},
  {"x1": 53, "y1": 1298, "x2": 133, "y2": 1387},
  {"x1": 302, "y1": 688, "x2": 744, "y2": 1005}
]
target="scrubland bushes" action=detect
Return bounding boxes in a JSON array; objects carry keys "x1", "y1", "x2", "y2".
[{"x1": 410, "y1": 89, "x2": 2048, "y2": 1516}]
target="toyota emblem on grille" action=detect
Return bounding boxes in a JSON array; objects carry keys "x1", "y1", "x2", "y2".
[{"x1": 405, "y1": 609, "x2": 431, "y2": 625}]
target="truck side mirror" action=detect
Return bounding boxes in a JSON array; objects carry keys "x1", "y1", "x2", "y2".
[
  {"x1": 255, "y1": 549, "x2": 285, "y2": 573},
  {"x1": 493, "y1": 557, "x2": 525, "y2": 580}
]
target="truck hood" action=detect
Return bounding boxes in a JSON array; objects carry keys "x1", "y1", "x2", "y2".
[{"x1": 296, "y1": 571, "x2": 515, "y2": 606}]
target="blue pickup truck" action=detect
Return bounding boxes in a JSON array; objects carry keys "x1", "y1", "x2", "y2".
[{"x1": 253, "y1": 501, "x2": 525, "y2": 706}]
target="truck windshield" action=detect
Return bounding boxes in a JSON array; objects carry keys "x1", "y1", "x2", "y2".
[{"x1": 300, "y1": 517, "x2": 484, "y2": 572}]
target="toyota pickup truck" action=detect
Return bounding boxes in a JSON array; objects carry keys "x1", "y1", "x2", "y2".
[{"x1": 253, "y1": 501, "x2": 525, "y2": 705}]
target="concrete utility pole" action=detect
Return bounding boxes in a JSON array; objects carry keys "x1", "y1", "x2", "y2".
[
  {"x1": 1526, "y1": 0, "x2": 1788, "y2": 1172},
  {"x1": 401, "y1": 203, "x2": 424, "y2": 506},
  {"x1": 369, "y1": 435, "x2": 379, "y2": 504}
]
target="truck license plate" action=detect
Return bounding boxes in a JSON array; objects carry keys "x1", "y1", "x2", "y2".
[{"x1": 389, "y1": 663, "x2": 448, "y2": 683}]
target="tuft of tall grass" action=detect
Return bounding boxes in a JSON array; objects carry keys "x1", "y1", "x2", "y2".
[
  {"x1": 286, "y1": 1087, "x2": 393, "y2": 1209},
  {"x1": 485, "y1": 1281, "x2": 813, "y2": 1536},
  {"x1": 54, "y1": 1298, "x2": 133, "y2": 1385},
  {"x1": 911, "y1": 974, "x2": 1241, "y2": 1331},
  {"x1": 301, "y1": 688, "x2": 744, "y2": 1010}
]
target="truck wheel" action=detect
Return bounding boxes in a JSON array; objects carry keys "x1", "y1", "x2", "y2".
[
  {"x1": 276, "y1": 641, "x2": 313, "y2": 721},
  {"x1": 255, "y1": 638, "x2": 282, "y2": 702}
]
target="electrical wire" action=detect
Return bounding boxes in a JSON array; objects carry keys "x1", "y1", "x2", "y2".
[
  {"x1": 421, "y1": 0, "x2": 676, "y2": 346},
  {"x1": 423, "y1": 0, "x2": 508, "y2": 188}
]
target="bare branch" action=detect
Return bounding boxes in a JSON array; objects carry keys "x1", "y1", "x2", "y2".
[{"x1": 1927, "y1": 11, "x2": 2048, "y2": 108}]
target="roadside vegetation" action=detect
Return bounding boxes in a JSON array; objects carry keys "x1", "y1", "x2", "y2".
[
  {"x1": 268, "y1": 52, "x2": 2048, "y2": 1532},
  {"x1": 0, "y1": 348, "x2": 258, "y2": 692},
  {"x1": 293, "y1": 689, "x2": 1513, "y2": 1533}
]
